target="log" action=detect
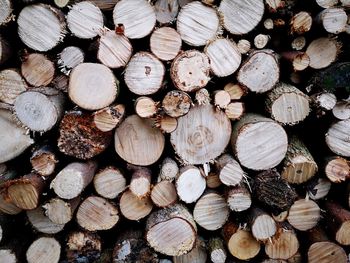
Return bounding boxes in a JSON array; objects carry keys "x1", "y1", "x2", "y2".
[
  {"x1": 216, "y1": 154, "x2": 245, "y2": 186},
  {"x1": 135, "y1": 97, "x2": 158, "y2": 118},
  {"x1": 52, "y1": 74, "x2": 68, "y2": 93},
  {"x1": 325, "y1": 201, "x2": 350, "y2": 245},
  {"x1": 307, "y1": 177, "x2": 332, "y2": 200},
  {"x1": 0, "y1": 69, "x2": 27, "y2": 104},
  {"x1": 0, "y1": 249, "x2": 16, "y2": 263},
  {"x1": 154, "y1": 0, "x2": 178, "y2": 24},
  {"x1": 50, "y1": 161, "x2": 97, "y2": 199},
  {"x1": 213, "y1": 90, "x2": 231, "y2": 109},
  {"x1": 119, "y1": 190, "x2": 153, "y2": 221},
  {"x1": 146, "y1": 204, "x2": 197, "y2": 256},
  {"x1": 237, "y1": 39, "x2": 251, "y2": 54},
  {"x1": 90, "y1": 0, "x2": 118, "y2": 10},
  {"x1": 326, "y1": 119, "x2": 350, "y2": 157},
  {"x1": 208, "y1": 237, "x2": 227, "y2": 263},
  {"x1": 254, "y1": 34, "x2": 270, "y2": 49},
  {"x1": 170, "y1": 50, "x2": 210, "y2": 92},
  {"x1": 324, "y1": 156, "x2": 350, "y2": 183},
  {"x1": 158, "y1": 157, "x2": 179, "y2": 182},
  {"x1": 225, "y1": 102, "x2": 245, "y2": 120},
  {"x1": 206, "y1": 172, "x2": 222, "y2": 189},
  {"x1": 42, "y1": 197, "x2": 79, "y2": 224},
  {"x1": 311, "y1": 92, "x2": 337, "y2": 112},
  {"x1": 54, "y1": 0, "x2": 69, "y2": 8},
  {"x1": 264, "y1": 18, "x2": 274, "y2": 30},
  {"x1": 224, "y1": 83, "x2": 247, "y2": 101},
  {"x1": 317, "y1": 8, "x2": 347, "y2": 34},
  {"x1": 57, "y1": 46, "x2": 84, "y2": 75},
  {"x1": 30, "y1": 144, "x2": 58, "y2": 176},
  {"x1": 58, "y1": 111, "x2": 112, "y2": 159},
  {"x1": 195, "y1": 88, "x2": 211, "y2": 105},
  {"x1": 113, "y1": 0, "x2": 156, "y2": 39},
  {"x1": 114, "y1": 115, "x2": 165, "y2": 166},
  {"x1": 308, "y1": 241, "x2": 347, "y2": 263},
  {"x1": 250, "y1": 207, "x2": 277, "y2": 242},
  {"x1": 151, "y1": 180, "x2": 177, "y2": 208},
  {"x1": 162, "y1": 90, "x2": 192, "y2": 118},
  {"x1": 231, "y1": 114, "x2": 288, "y2": 170},
  {"x1": 0, "y1": 192, "x2": 22, "y2": 215},
  {"x1": 226, "y1": 184, "x2": 252, "y2": 212},
  {"x1": 219, "y1": 0, "x2": 264, "y2": 35},
  {"x1": 171, "y1": 105, "x2": 231, "y2": 164},
  {"x1": 281, "y1": 51, "x2": 310, "y2": 71},
  {"x1": 287, "y1": 199, "x2": 320, "y2": 231},
  {"x1": 76, "y1": 196, "x2": 119, "y2": 231},
  {"x1": 93, "y1": 104, "x2": 125, "y2": 132},
  {"x1": 316, "y1": 0, "x2": 338, "y2": 8},
  {"x1": 173, "y1": 237, "x2": 207, "y2": 263},
  {"x1": 332, "y1": 100, "x2": 350, "y2": 120},
  {"x1": 93, "y1": 166, "x2": 126, "y2": 199},
  {"x1": 306, "y1": 38, "x2": 340, "y2": 69},
  {"x1": 26, "y1": 237, "x2": 61, "y2": 263},
  {"x1": 153, "y1": 114, "x2": 178, "y2": 133},
  {"x1": 69, "y1": 63, "x2": 118, "y2": 110},
  {"x1": 98, "y1": 28, "x2": 132, "y2": 69},
  {"x1": 27, "y1": 207, "x2": 64, "y2": 234},
  {"x1": 0, "y1": 0, "x2": 12, "y2": 26},
  {"x1": 176, "y1": 166, "x2": 206, "y2": 203},
  {"x1": 291, "y1": 36, "x2": 307, "y2": 51},
  {"x1": 66, "y1": 1, "x2": 104, "y2": 39},
  {"x1": 290, "y1": 12, "x2": 312, "y2": 34},
  {"x1": 237, "y1": 50, "x2": 279, "y2": 93},
  {"x1": 150, "y1": 27, "x2": 181, "y2": 61},
  {"x1": 129, "y1": 166, "x2": 151, "y2": 199},
  {"x1": 17, "y1": 4, "x2": 66, "y2": 51}
]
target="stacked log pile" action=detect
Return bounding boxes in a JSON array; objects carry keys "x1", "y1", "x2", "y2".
[{"x1": 0, "y1": 0, "x2": 350, "y2": 262}]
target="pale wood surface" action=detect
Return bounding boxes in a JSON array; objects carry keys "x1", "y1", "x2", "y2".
[
  {"x1": 162, "y1": 90, "x2": 191, "y2": 118},
  {"x1": 317, "y1": 8, "x2": 347, "y2": 34},
  {"x1": 150, "y1": 27, "x2": 181, "y2": 61},
  {"x1": 43, "y1": 197, "x2": 79, "y2": 224},
  {"x1": 0, "y1": 0, "x2": 12, "y2": 26},
  {"x1": 26, "y1": 237, "x2": 61, "y2": 263},
  {"x1": 287, "y1": 199, "x2": 321, "y2": 231},
  {"x1": 290, "y1": 11, "x2": 312, "y2": 34},
  {"x1": 306, "y1": 38, "x2": 339, "y2": 69},
  {"x1": 265, "y1": 227, "x2": 299, "y2": 260},
  {"x1": 308, "y1": 241, "x2": 347, "y2": 263},
  {"x1": 58, "y1": 46, "x2": 84, "y2": 75},
  {"x1": 176, "y1": 166, "x2": 206, "y2": 203},
  {"x1": 93, "y1": 167, "x2": 126, "y2": 199},
  {"x1": 119, "y1": 190, "x2": 153, "y2": 221},
  {"x1": 93, "y1": 104, "x2": 125, "y2": 132},
  {"x1": 154, "y1": 0, "x2": 179, "y2": 24},
  {"x1": 216, "y1": 154, "x2": 245, "y2": 186},
  {"x1": 326, "y1": 119, "x2": 350, "y2": 157},
  {"x1": 227, "y1": 184, "x2": 252, "y2": 212},
  {"x1": 173, "y1": 237, "x2": 207, "y2": 263},
  {"x1": 0, "y1": 69, "x2": 27, "y2": 104},
  {"x1": 227, "y1": 228, "x2": 261, "y2": 260},
  {"x1": 27, "y1": 207, "x2": 64, "y2": 234},
  {"x1": 151, "y1": 180, "x2": 178, "y2": 207}
]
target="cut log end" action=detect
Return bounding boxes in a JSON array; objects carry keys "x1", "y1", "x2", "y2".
[
  {"x1": 150, "y1": 27, "x2": 181, "y2": 61},
  {"x1": 93, "y1": 167, "x2": 126, "y2": 199},
  {"x1": 265, "y1": 227, "x2": 299, "y2": 260},
  {"x1": 308, "y1": 241, "x2": 347, "y2": 263},
  {"x1": 287, "y1": 199, "x2": 321, "y2": 231},
  {"x1": 0, "y1": 69, "x2": 27, "y2": 105},
  {"x1": 58, "y1": 46, "x2": 84, "y2": 75},
  {"x1": 93, "y1": 104, "x2": 125, "y2": 132},
  {"x1": 306, "y1": 38, "x2": 340, "y2": 69},
  {"x1": 26, "y1": 237, "x2": 61, "y2": 263},
  {"x1": 120, "y1": 190, "x2": 153, "y2": 221},
  {"x1": 227, "y1": 229, "x2": 261, "y2": 260},
  {"x1": 135, "y1": 97, "x2": 158, "y2": 118},
  {"x1": 162, "y1": 90, "x2": 192, "y2": 118},
  {"x1": 326, "y1": 119, "x2": 350, "y2": 157}
]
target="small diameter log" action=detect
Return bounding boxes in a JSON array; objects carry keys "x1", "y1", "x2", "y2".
[
  {"x1": 52, "y1": 74, "x2": 68, "y2": 93},
  {"x1": 254, "y1": 170, "x2": 297, "y2": 213},
  {"x1": 27, "y1": 207, "x2": 64, "y2": 234},
  {"x1": 153, "y1": 114, "x2": 178, "y2": 133},
  {"x1": 264, "y1": 18, "x2": 274, "y2": 30},
  {"x1": 281, "y1": 51, "x2": 310, "y2": 71},
  {"x1": 0, "y1": 249, "x2": 16, "y2": 263},
  {"x1": 42, "y1": 197, "x2": 79, "y2": 224},
  {"x1": 93, "y1": 166, "x2": 126, "y2": 199},
  {"x1": 69, "y1": 63, "x2": 118, "y2": 110},
  {"x1": 311, "y1": 92, "x2": 337, "y2": 112},
  {"x1": 290, "y1": 12, "x2": 312, "y2": 34},
  {"x1": 316, "y1": 0, "x2": 338, "y2": 8},
  {"x1": 50, "y1": 161, "x2": 97, "y2": 199},
  {"x1": 76, "y1": 196, "x2": 119, "y2": 231},
  {"x1": 231, "y1": 114, "x2": 288, "y2": 170},
  {"x1": 57, "y1": 46, "x2": 84, "y2": 75},
  {"x1": 237, "y1": 39, "x2": 251, "y2": 54},
  {"x1": 17, "y1": 4, "x2": 66, "y2": 51},
  {"x1": 307, "y1": 178, "x2": 332, "y2": 200},
  {"x1": 213, "y1": 90, "x2": 231, "y2": 109},
  {"x1": 26, "y1": 237, "x2": 61, "y2": 263},
  {"x1": 151, "y1": 180, "x2": 177, "y2": 208},
  {"x1": 325, "y1": 156, "x2": 350, "y2": 183},
  {"x1": 176, "y1": 166, "x2": 206, "y2": 204},
  {"x1": 308, "y1": 241, "x2": 347, "y2": 263},
  {"x1": 272, "y1": 211, "x2": 289, "y2": 223},
  {"x1": 93, "y1": 104, "x2": 125, "y2": 132},
  {"x1": 171, "y1": 50, "x2": 210, "y2": 93},
  {"x1": 162, "y1": 90, "x2": 191, "y2": 118},
  {"x1": 291, "y1": 36, "x2": 307, "y2": 51},
  {"x1": 0, "y1": 69, "x2": 27, "y2": 104},
  {"x1": 193, "y1": 192, "x2": 229, "y2": 231},
  {"x1": 90, "y1": 0, "x2": 118, "y2": 10},
  {"x1": 158, "y1": 157, "x2": 179, "y2": 182},
  {"x1": 58, "y1": 111, "x2": 112, "y2": 159},
  {"x1": 225, "y1": 102, "x2": 245, "y2": 120},
  {"x1": 173, "y1": 237, "x2": 207, "y2": 263},
  {"x1": 114, "y1": 115, "x2": 165, "y2": 166},
  {"x1": 0, "y1": 0, "x2": 12, "y2": 26},
  {"x1": 326, "y1": 119, "x2": 350, "y2": 157},
  {"x1": 219, "y1": 0, "x2": 264, "y2": 35},
  {"x1": 287, "y1": 199, "x2": 321, "y2": 231},
  {"x1": 113, "y1": 0, "x2": 156, "y2": 39},
  {"x1": 254, "y1": 34, "x2": 270, "y2": 49},
  {"x1": 30, "y1": 145, "x2": 58, "y2": 176},
  {"x1": 67, "y1": 1, "x2": 104, "y2": 39},
  {"x1": 250, "y1": 208, "x2": 277, "y2": 242},
  {"x1": 224, "y1": 83, "x2": 247, "y2": 100},
  {"x1": 195, "y1": 88, "x2": 211, "y2": 105},
  {"x1": 317, "y1": 8, "x2": 347, "y2": 34},
  {"x1": 135, "y1": 97, "x2": 158, "y2": 118},
  {"x1": 206, "y1": 172, "x2": 222, "y2": 189},
  {"x1": 129, "y1": 166, "x2": 151, "y2": 199},
  {"x1": 325, "y1": 201, "x2": 350, "y2": 245},
  {"x1": 306, "y1": 38, "x2": 340, "y2": 69},
  {"x1": 237, "y1": 50, "x2": 279, "y2": 93},
  {"x1": 150, "y1": 27, "x2": 181, "y2": 61},
  {"x1": 216, "y1": 154, "x2": 245, "y2": 186},
  {"x1": 146, "y1": 204, "x2": 197, "y2": 256},
  {"x1": 98, "y1": 29, "x2": 132, "y2": 69},
  {"x1": 125, "y1": 52, "x2": 164, "y2": 96},
  {"x1": 119, "y1": 190, "x2": 153, "y2": 221},
  {"x1": 154, "y1": 0, "x2": 178, "y2": 24},
  {"x1": 332, "y1": 100, "x2": 350, "y2": 120},
  {"x1": 171, "y1": 105, "x2": 231, "y2": 164},
  {"x1": 227, "y1": 184, "x2": 252, "y2": 212},
  {"x1": 208, "y1": 238, "x2": 226, "y2": 263}
]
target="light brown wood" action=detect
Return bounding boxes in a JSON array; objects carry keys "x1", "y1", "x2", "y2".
[
  {"x1": 216, "y1": 154, "x2": 245, "y2": 186},
  {"x1": 306, "y1": 38, "x2": 340, "y2": 69},
  {"x1": 206, "y1": 172, "x2": 222, "y2": 189},
  {"x1": 208, "y1": 237, "x2": 226, "y2": 263},
  {"x1": 27, "y1": 207, "x2": 64, "y2": 234},
  {"x1": 225, "y1": 102, "x2": 245, "y2": 120},
  {"x1": 119, "y1": 190, "x2": 153, "y2": 221},
  {"x1": 135, "y1": 97, "x2": 158, "y2": 118},
  {"x1": 332, "y1": 100, "x2": 350, "y2": 120},
  {"x1": 281, "y1": 51, "x2": 310, "y2": 71},
  {"x1": 129, "y1": 166, "x2": 152, "y2": 199},
  {"x1": 224, "y1": 83, "x2": 247, "y2": 100},
  {"x1": 176, "y1": 166, "x2": 206, "y2": 203},
  {"x1": 226, "y1": 184, "x2": 252, "y2": 212},
  {"x1": 173, "y1": 237, "x2": 207, "y2": 263},
  {"x1": 250, "y1": 208, "x2": 277, "y2": 241},
  {"x1": 312, "y1": 92, "x2": 337, "y2": 112},
  {"x1": 162, "y1": 90, "x2": 192, "y2": 118},
  {"x1": 237, "y1": 39, "x2": 251, "y2": 54},
  {"x1": 0, "y1": 69, "x2": 27, "y2": 104},
  {"x1": 325, "y1": 201, "x2": 350, "y2": 245},
  {"x1": 291, "y1": 36, "x2": 307, "y2": 51},
  {"x1": 93, "y1": 166, "x2": 126, "y2": 199},
  {"x1": 153, "y1": 114, "x2": 178, "y2": 133},
  {"x1": 290, "y1": 12, "x2": 312, "y2": 34},
  {"x1": 43, "y1": 197, "x2": 79, "y2": 224},
  {"x1": 326, "y1": 119, "x2": 350, "y2": 157},
  {"x1": 26, "y1": 237, "x2": 61, "y2": 263},
  {"x1": 154, "y1": 0, "x2": 179, "y2": 24},
  {"x1": 287, "y1": 199, "x2": 321, "y2": 231},
  {"x1": 317, "y1": 8, "x2": 347, "y2": 34},
  {"x1": 30, "y1": 145, "x2": 58, "y2": 176},
  {"x1": 308, "y1": 241, "x2": 347, "y2": 263},
  {"x1": 0, "y1": 0, "x2": 12, "y2": 26},
  {"x1": 213, "y1": 90, "x2": 231, "y2": 109},
  {"x1": 93, "y1": 104, "x2": 125, "y2": 132},
  {"x1": 151, "y1": 180, "x2": 178, "y2": 207},
  {"x1": 90, "y1": 0, "x2": 118, "y2": 10},
  {"x1": 254, "y1": 34, "x2": 270, "y2": 49},
  {"x1": 150, "y1": 27, "x2": 181, "y2": 61},
  {"x1": 325, "y1": 156, "x2": 350, "y2": 183},
  {"x1": 307, "y1": 178, "x2": 332, "y2": 200},
  {"x1": 158, "y1": 157, "x2": 179, "y2": 182},
  {"x1": 0, "y1": 192, "x2": 22, "y2": 215},
  {"x1": 58, "y1": 46, "x2": 84, "y2": 75},
  {"x1": 195, "y1": 88, "x2": 211, "y2": 105}
]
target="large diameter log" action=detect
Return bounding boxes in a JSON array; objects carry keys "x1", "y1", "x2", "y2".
[
  {"x1": 324, "y1": 156, "x2": 350, "y2": 183},
  {"x1": 306, "y1": 38, "x2": 340, "y2": 69},
  {"x1": 17, "y1": 4, "x2": 66, "y2": 51},
  {"x1": 287, "y1": 199, "x2": 321, "y2": 231},
  {"x1": 42, "y1": 197, "x2": 79, "y2": 224},
  {"x1": 69, "y1": 63, "x2": 118, "y2": 110},
  {"x1": 26, "y1": 237, "x2": 61, "y2": 263},
  {"x1": 325, "y1": 201, "x2": 350, "y2": 245},
  {"x1": 114, "y1": 115, "x2": 165, "y2": 166},
  {"x1": 226, "y1": 184, "x2": 252, "y2": 212},
  {"x1": 250, "y1": 208, "x2": 277, "y2": 242},
  {"x1": 173, "y1": 237, "x2": 207, "y2": 263},
  {"x1": 27, "y1": 207, "x2": 64, "y2": 234},
  {"x1": 216, "y1": 154, "x2": 245, "y2": 186},
  {"x1": 326, "y1": 119, "x2": 350, "y2": 157},
  {"x1": 119, "y1": 190, "x2": 153, "y2": 221},
  {"x1": 0, "y1": 69, "x2": 27, "y2": 104},
  {"x1": 150, "y1": 27, "x2": 181, "y2": 61},
  {"x1": 171, "y1": 105, "x2": 231, "y2": 164},
  {"x1": 93, "y1": 166, "x2": 126, "y2": 199},
  {"x1": 154, "y1": 0, "x2": 178, "y2": 24},
  {"x1": 176, "y1": 166, "x2": 206, "y2": 203},
  {"x1": 308, "y1": 241, "x2": 347, "y2": 263},
  {"x1": 146, "y1": 204, "x2": 197, "y2": 256},
  {"x1": 0, "y1": 0, "x2": 12, "y2": 26},
  {"x1": 58, "y1": 46, "x2": 84, "y2": 75},
  {"x1": 316, "y1": 0, "x2": 338, "y2": 8},
  {"x1": 231, "y1": 114, "x2": 288, "y2": 170},
  {"x1": 93, "y1": 103, "x2": 125, "y2": 132}
]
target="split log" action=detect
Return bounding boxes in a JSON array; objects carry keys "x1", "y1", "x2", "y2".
[
  {"x1": 208, "y1": 237, "x2": 226, "y2": 263},
  {"x1": 69, "y1": 63, "x2": 118, "y2": 110},
  {"x1": 135, "y1": 97, "x2": 158, "y2": 118},
  {"x1": 0, "y1": 69, "x2": 27, "y2": 104},
  {"x1": 98, "y1": 29, "x2": 132, "y2": 69},
  {"x1": 42, "y1": 197, "x2": 79, "y2": 224},
  {"x1": 216, "y1": 154, "x2": 245, "y2": 186},
  {"x1": 57, "y1": 46, "x2": 84, "y2": 75},
  {"x1": 119, "y1": 190, "x2": 153, "y2": 221},
  {"x1": 311, "y1": 92, "x2": 337, "y2": 112},
  {"x1": 291, "y1": 36, "x2": 307, "y2": 51},
  {"x1": 237, "y1": 50, "x2": 279, "y2": 93},
  {"x1": 307, "y1": 177, "x2": 332, "y2": 200},
  {"x1": 250, "y1": 208, "x2": 277, "y2": 242},
  {"x1": 154, "y1": 0, "x2": 178, "y2": 24},
  {"x1": 50, "y1": 161, "x2": 97, "y2": 199},
  {"x1": 226, "y1": 184, "x2": 252, "y2": 212},
  {"x1": 66, "y1": 1, "x2": 104, "y2": 39},
  {"x1": 171, "y1": 105, "x2": 231, "y2": 164},
  {"x1": 308, "y1": 241, "x2": 347, "y2": 263},
  {"x1": 213, "y1": 90, "x2": 231, "y2": 109},
  {"x1": 114, "y1": 115, "x2": 165, "y2": 166},
  {"x1": 237, "y1": 39, "x2": 251, "y2": 54},
  {"x1": 176, "y1": 166, "x2": 206, "y2": 203},
  {"x1": 325, "y1": 201, "x2": 350, "y2": 245},
  {"x1": 0, "y1": 0, "x2": 12, "y2": 26},
  {"x1": 316, "y1": 0, "x2": 338, "y2": 8},
  {"x1": 332, "y1": 100, "x2": 350, "y2": 120},
  {"x1": 162, "y1": 90, "x2": 192, "y2": 118},
  {"x1": 324, "y1": 156, "x2": 350, "y2": 183},
  {"x1": 30, "y1": 144, "x2": 58, "y2": 176},
  {"x1": 254, "y1": 34, "x2": 270, "y2": 49},
  {"x1": 290, "y1": 12, "x2": 312, "y2": 34},
  {"x1": 58, "y1": 111, "x2": 112, "y2": 159},
  {"x1": 76, "y1": 196, "x2": 119, "y2": 231},
  {"x1": 177, "y1": 1, "x2": 219, "y2": 46},
  {"x1": 287, "y1": 199, "x2": 321, "y2": 231},
  {"x1": 171, "y1": 50, "x2": 210, "y2": 93},
  {"x1": 27, "y1": 207, "x2": 64, "y2": 234},
  {"x1": 150, "y1": 27, "x2": 181, "y2": 61},
  {"x1": 146, "y1": 204, "x2": 197, "y2": 256},
  {"x1": 129, "y1": 166, "x2": 151, "y2": 199},
  {"x1": 326, "y1": 119, "x2": 350, "y2": 157},
  {"x1": 93, "y1": 166, "x2": 126, "y2": 199},
  {"x1": 17, "y1": 4, "x2": 66, "y2": 51},
  {"x1": 113, "y1": 0, "x2": 156, "y2": 39},
  {"x1": 225, "y1": 102, "x2": 245, "y2": 120},
  {"x1": 26, "y1": 237, "x2": 61, "y2": 263},
  {"x1": 306, "y1": 38, "x2": 340, "y2": 69},
  {"x1": 93, "y1": 104, "x2": 125, "y2": 132},
  {"x1": 158, "y1": 157, "x2": 179, "y2": 182},
  {"x1": 14, "y1": 88, "x2": 65, "y2": 132},
  {"x1": 219, "y1": 0, "x2": 264, "y2": 35},
  {"x1": 151, "y1": 180, "x2": 177, "y2": 208},
  {"x1": 231, "y1": 114, "x2": 288, "y2": 170},
  {"x1": 193, "y1": 191, "x2": 229, "y2": 231},
  {"x1": 317, "y1": 8, "x2": 347, "y2": 34}
]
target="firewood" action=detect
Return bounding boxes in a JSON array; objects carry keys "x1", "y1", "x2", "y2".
[
  {"x1": 53, "y1": 0, "x2": 69, "y2": 8},
  {"x1": 193, "y1": 191, "x2": 229, "y2": 231},
  {"x1": 26, "y1": 237, "x2": 61, "y2": 263},
  {"x1": 153, "y1": 114, "x2": 178, "y2": 133},
  {"x1": 0, "y1": 249, "x2": 16, "y2": 263},
  {"x1": 287, "y1": 199, "x2": 320, "y2": 231},
  {"x1": 219, "y1": 0, "x2": 264, "y2": 35},
  {"x1": 97, "y1": 28, "x2": 132, "y2": 69},
  {"x1": 250, "y1": 207, "x2": 277, "y2": 242},
  {"x1": 17, "y1": 4, "x2": 66, "y2": 51},
  {"x1": 281, "y1": 51, "x2": 310, "y2": 71},
  {"x1": 213, "y1": 90, "x2": 231, "y2": 109},
  {"x1": 52, "y1": 74, "x2": 68, "y2": 93},
  {"x1": 306, "y1": 38, "x2": 340, "y2": 69},
  {"x1": 264, "y1": 18, "x2": 274, "y2": 30},
  {"x1": 146, "y1": 204, "x2": 197, "y2": 256},
  {"x1": 0, "y1": 69, "x2": 27, "y2": 104},
  {"x1": 176, "y1": 166, "x2": 206, "y2": 203},
  {"x1": 324, "y1": 156, "x2": 350, "y2": 183},
  {"x1": 30, "y1": 144, "x2": 58, "y2": 176},
  {"x1": 208, "y1": 237, "x2": 227, "y2": 263},
  {"x1": 129, "y1": 166, "x2": 152, "y2": 199},
  {"x1": 150, "y1": 27, "x2": 181, "y2": 61},
  {"x1": 173, "y1": 237, "x2": 207, "y2": 263},
  {"x1": 114, "y1": 115, "x2": 165, "y2": 165},
  {"x1": 231, "y1": 114, "x2": 288, "y2": 170},
  {"x1": 290, "y1": 12, "x2": 312, "y2": 34},
  {"x1": 158, "y1": 157, "x2": 179, "y2": 182},
  {"x1": 27, "y1": 207, "x2": 64, "y2": 234},
  {"x1": 135, "y1": 97, "x2": 158, "y2": 118},
  {"x1": 119, "y1": 190, "x2": 153, "y2": 221},
  {"x1": 265, "y1": 0, "x2": 284, "y2": 11},
  {"x1": 154, "y1": 0, "x2": 179, "y2": 24},
  {"x1": 66, "y1": 1, "x2": 104, "y2": 39},
  {"x1": 237, "y1": 39, "x2": 251, "y2": 54},
  {"x1": 0, "y1": 0, "x2": 12, "y2": 26},
  {"x1": 316, "y1": 0, "x2": 338, "y2": 8},
  {"x1": 326, "y1": 119, "x2": 350, "y2": 157},
  {"x1": 254, "y1": 34, "x2": 270, "y2": 49},
  {"x1": 316, "y1": 8, "x2": 347, "y2": 34},
  {"x1": 225, "y1": 102, "x2": 245, "y2": 120},
  {"x1": 42, "y1": 197, "x2": 79, "y2": 224},
  {"x1": 311, "y1": 92, "x2": 337, "y2": 112},
  {"x1": 93, "y1": 104, "x2": 125, "y2": 132},
  {"x1": 332, "y1": 100, "x2": 350, "y2": 120},
  {"x1": 216, "y1": 154, "x2": 245, "y2": 186},
  {"x1": 50, "y1": 161, "x2": 97, "y2": 199},
  {"x1": 307, "y1": 177, "x2": 332, "y2": 200},
  {"x1": 113, "y1": 0, "x2": 156, "y2": 39},
  {"x1": 291, "y1": 36, "x2": 307, "y2": 51},
  {"x1": 69, "y1": 63, "x2": 118, "y2": 110},
  {"x1": 162, "y1": 90, "x2": 192, "y2": 118},
  {"x1": 0, "y1": 193, "x2": 22, "y2": 215},
  {"x1": 93, "y1": 166, "x2": 126, "y2": 199},
  {"x1": 308, "y1": 241, "x2": 347, "y2": 263},
  {"x1": 57, "y1": 46, "x2": 84, "y2": 75},
  {"x1": 76, "y1": 196, "x2": 119, "y2": 231},
  {"x1": 226, "y1": 184, "x2": 252, "y2": 212},
  {"x1": 151, "y1": 180, "x2": 177, "y2": 208},
  {"x1": 206, "y1": 172, "x2": 222, "y2": 189},
  {"x1": 325, "y1": 201, "x2": 350, "y2": 245},
  {"x1": 195, "y1": 88, "x2": 211, "y2": 105},
  {"x1": 224, "y1": 83, "x2": 247, "y2": 100}
]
